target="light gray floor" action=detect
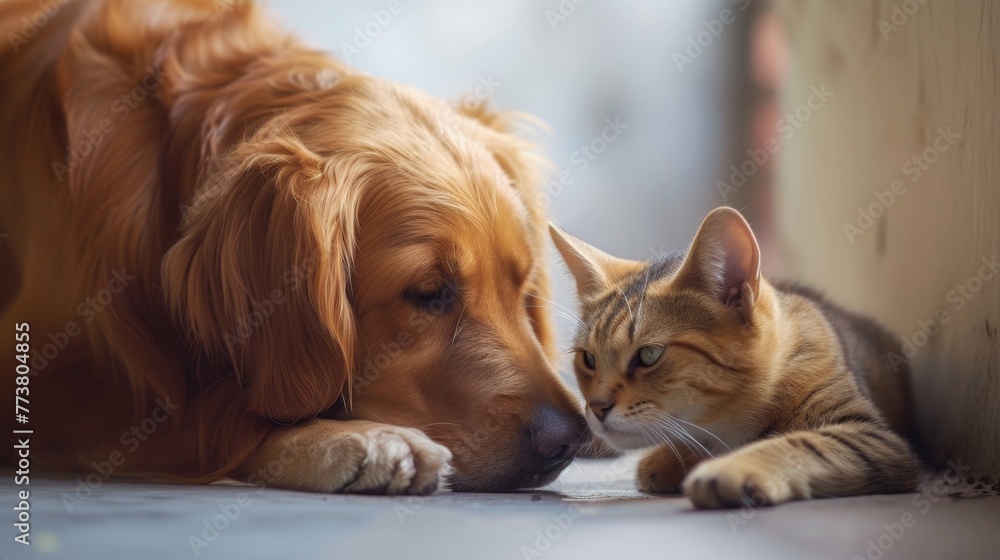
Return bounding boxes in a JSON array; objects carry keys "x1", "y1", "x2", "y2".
[{"x1": 2, "y1": 457, "x2": 998, "y2": 560}]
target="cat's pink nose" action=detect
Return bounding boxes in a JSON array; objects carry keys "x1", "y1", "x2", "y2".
[{"x1": 589, "y1": 399, "x2": 615, "y2": 421}]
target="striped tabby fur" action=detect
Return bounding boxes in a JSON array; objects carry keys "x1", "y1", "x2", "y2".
[{"x1": 550, "y1": 207, "x2": 921, "y2": 508}]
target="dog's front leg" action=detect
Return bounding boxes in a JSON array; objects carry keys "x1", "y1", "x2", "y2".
[{"x1": 241, "y1": 420, "x2": 452, "y2": 495}]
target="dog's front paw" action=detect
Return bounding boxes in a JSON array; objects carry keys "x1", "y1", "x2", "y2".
[
  {"x1": 338, "y1": 425, "x2": 452, "y2": 495},
  {"x1": 682, "y1": 456, "x2": 795, "y2": 509},
  {"x1": 636, "y1": 446, "x2": 690, "y2": 493},
  {"x1": 258, "y1": 420, "x2": 452, "y2": 495}
]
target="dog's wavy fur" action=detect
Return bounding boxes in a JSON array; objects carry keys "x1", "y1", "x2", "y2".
[{"x1": 0, "y1": 0, "x2": 585, "y2": 493}]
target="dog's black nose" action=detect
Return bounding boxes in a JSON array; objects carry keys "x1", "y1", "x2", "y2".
[{"x1": 528, "y1": 405, "x2": 585, "y2": 463}]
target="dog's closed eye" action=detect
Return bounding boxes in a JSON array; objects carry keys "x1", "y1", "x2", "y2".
[{"x1": 404, "y1": 280, "x2": 460, "y2": 312}]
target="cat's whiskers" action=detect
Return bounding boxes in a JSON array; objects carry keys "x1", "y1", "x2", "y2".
[
  {"x1": 653, "y1": 411, "x2": 732, "y2": 453},
  {"x1": 640, "y1": 423, "x2": 688, "y2": 472},
  {"x1": 633, "y1": 424, "x2": 656, "y2": 449},
  {"x1": 645, "y1": 421, "x2": 702, "y2": 459},
  {"x1": 648, "y1": 417, "x2": 714, "y2": 458},
  {"x1": 509, "y1": 280, "x2": 588, "y2": 331},
  {"x1": 525, "y1": 305, "x2": 587, "y2": 332},
  {"x1": 636, "y1": 425, "x2": 677, "y2": 460},
  {"x1": 651, "y1": 430, "x2": 705, "y2": 483},
  {"x1": 511, "y1": 282, "x2": 580, "y2": 317},
  {"x1": 636, "y1": 424, "x2": 662, "y2": 452},
  {"x1": 664, "y1": 419, "x2": 716, "y2": 458}
]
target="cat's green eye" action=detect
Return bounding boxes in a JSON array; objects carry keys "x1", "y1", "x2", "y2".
[
  {"x1": 581, "y1": 351, "x2": 597, "y2": 370},
  {"x1": 637, "y1": 346, "x2": 664, "y2": 367}
]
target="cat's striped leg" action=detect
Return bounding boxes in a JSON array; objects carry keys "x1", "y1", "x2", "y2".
[
  {"x1": 682, "y1": 422, "x2": 920, "y2": 508},
  {"x1": 637, "y1": 444, "x2": 703, "y2": 493}
]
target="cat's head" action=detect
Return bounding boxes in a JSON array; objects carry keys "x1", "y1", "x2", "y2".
[{"x1": 550, "y1": 207, "x2": 777, "y2": 451}]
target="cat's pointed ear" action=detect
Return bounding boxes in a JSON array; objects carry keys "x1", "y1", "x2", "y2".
[
  {"x1": 676, "y1": 207, "x2": 761, "y2": 318},
  {"x1": 549, "y1": 223, "x2": 622, "y2": 300}
]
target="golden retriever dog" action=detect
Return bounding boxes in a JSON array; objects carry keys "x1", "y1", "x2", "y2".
[{"x1": 0, "y1": 0, "x2": 587, "y2": 494}]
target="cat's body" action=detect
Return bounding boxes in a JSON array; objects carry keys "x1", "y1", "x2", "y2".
[
  {"x1": 550, "y1": 208, "x2": 921, "y2": 508},
  {"x1": 770, "y1": 281, "x2": 919, "y2": 444}
]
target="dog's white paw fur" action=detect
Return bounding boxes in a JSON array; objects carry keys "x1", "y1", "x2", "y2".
[{"x1": 248, "y1": 420, "x2": 453, "y2": 495}]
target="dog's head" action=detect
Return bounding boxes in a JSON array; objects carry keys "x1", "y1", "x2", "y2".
[{"x1": 162, "y1": 68, "x2": 587, "y2": 491}]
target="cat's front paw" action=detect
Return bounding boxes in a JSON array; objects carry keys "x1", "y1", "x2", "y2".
[
  {"x1": 636, "y1": 446, "x2": 691, "y2": 493},
  {"x1": 682, "y1": 456, "x2": 796, "y2": 509}
]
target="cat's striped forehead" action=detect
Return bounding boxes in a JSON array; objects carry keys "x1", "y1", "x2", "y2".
[{"x1": 576, "y1": 252, "x2": 719, "y2": 346}]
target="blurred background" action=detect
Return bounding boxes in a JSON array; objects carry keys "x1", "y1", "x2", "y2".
[
  {"x1": 265, "y1": 0, "x2": 780, "y2": 358},
  {"x1": 266, "y1": 0, "x2": 999, "y2": 479}
]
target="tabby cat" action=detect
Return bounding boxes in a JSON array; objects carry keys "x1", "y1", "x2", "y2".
[{"x1": 550, "y1": 207, "x2": 921, "y2": 508}]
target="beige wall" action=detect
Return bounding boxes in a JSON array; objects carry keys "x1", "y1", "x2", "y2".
[{"x1": 776, "y1": 1, "x2": 999, "y2": 475}]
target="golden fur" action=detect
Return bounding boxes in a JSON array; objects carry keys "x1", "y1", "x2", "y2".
[
  {"x1": 0, "y1": 0, "x2": 586, "y2": 493},
  {"x1": 551, "y1": 207, "x2": 921, "y2": 508}
]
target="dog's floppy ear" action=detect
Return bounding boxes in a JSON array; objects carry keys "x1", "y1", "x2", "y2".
[
  {"x1": 51, "y1": 3, "x2": 188, "y2": 410},
  {"x1": 162, "y1": 136, "x2": 358, "y2": 421}
]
